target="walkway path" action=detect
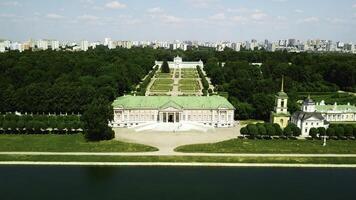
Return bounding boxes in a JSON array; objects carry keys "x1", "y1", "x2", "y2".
[
  {"x1": 171, "y1": 68, "x2": 179, "y2": 96},
  {"x1": 114, "y1": 127, "x2": 240, "y2": 154},
  {"x1": 1, "y1": 161, "x2": 356, "y2": 168},
  {"x1": 1, "y1": 152, "x2": 356, "y2": 157}
]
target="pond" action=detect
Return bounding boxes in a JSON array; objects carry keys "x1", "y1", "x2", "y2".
[{"x1": 1, "y1": 166, "x2": 355, "y2": 200}]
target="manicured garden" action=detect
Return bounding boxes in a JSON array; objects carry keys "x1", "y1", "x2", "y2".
[
  {"x1": 0, "y1": 134, "x2": 158, "y2": 152},
  {"x1": 150, "y1": 78, "x2": 173, "y2": 92},
  {"x1": 175, "y1": 139, "x2": 356, "y2": 154}
]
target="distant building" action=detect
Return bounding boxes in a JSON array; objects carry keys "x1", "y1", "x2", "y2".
[
  {"x1": 270, "y1": 76, "x2": 290, "y2": 128},
  {"x1": 50, "y1": 40, "x2": 60, "y2": 50},
  {"x1": 37, "y1": 40, "x2": 49, "y2": 50},
  {"x1": 267, "y1": 43, "x2": 276, "y2": 52},
  {"x1": 291, "y1": 97, "x2": 329, "y2": 137},
  {"x1": 231, "y1": 42, "x2": 241, "y2": 51},
  {"x1": 155, "y1": 56, "x2": 203, "y2": 69},
  {"x1": 317, "y1": 101, "x2": 356, "y2": 122},
  {"x1": 80, "y1": 40, "x2": 89, "y2": 51}
]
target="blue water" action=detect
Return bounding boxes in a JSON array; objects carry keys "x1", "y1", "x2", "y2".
[{"x1": 1, "y1": 166, "x2": 355, "y2": 200}]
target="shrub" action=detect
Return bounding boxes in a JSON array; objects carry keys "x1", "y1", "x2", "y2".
[
  {"x1": 335, "y1": 126, "x2": 345, "y2": 137},
  {"x1": 317, "y1": 127, "x2": 326, "y2": 137},
  {"x1": 273, "y1": 123, "x2": 283, "y2": 136},
  {"x1": 265, "y1": 124, "x2": 276, "y2": 136},
  {"x1": 240, "y1": 127, "x2": 248, "y2": 136},
  {"x1": 327, "y1": 127, "x2": 335, "y2": 137},
  {"x1": 247, "y1": 124, "x2": 258, "y2": 137},
  {"x1": 283, "y1": 127, "x2": 293, "y2": 136},
  {"x1": 257, "y1": 124, "x2": 266, "y2": 136},
  {"x1": 344, "y1": 125, "x2": 354, "y2": 137},
  {"x1": 309, "y1": 128, "x2": 318, "y2": 138}
]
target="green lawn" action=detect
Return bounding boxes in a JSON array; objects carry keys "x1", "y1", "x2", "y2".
[
  {"x1": 175, "y1": 139, "x2": 356, "y2": 154},
  {"x1": 179, "y1": 79, "x2": 201, "y2": 92},
  {"x1": 2, "y1": 155, "x2": 356, "y2": 164},
  {"x1": 150, "y1": 84, "x2": 172, "y2": 91},
  {"x1": 0, "y1": 134, "x2": 158, "y2": 152},
  {"x1": 154, "y1": 78, "x2": 173, "y2": 85},
  {"x1": 156, "y1": 72, "x2": 172, "y2": 78}
]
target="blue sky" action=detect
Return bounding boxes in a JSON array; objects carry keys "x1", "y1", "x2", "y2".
[{"x1": 1, "y1": 0, "x2": 356, "y2": 42}]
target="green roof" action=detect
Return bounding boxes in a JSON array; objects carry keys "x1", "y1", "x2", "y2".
[
  {"x1": 271, "y1": 111, "x2": 291, "y2": 117},
  {"x1": 316, "y1": 104, "x2": 356, "y2": 112},
  {"x1": 276, "y1": 91, "x2": 288, "y2": 98},
  {"x1": 112, "y1": 95, "x2": 235, "y2": 110}
]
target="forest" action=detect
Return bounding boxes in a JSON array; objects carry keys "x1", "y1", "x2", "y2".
[{"x1": 0, "y1": 46, "x2": 355, "y2": 139}]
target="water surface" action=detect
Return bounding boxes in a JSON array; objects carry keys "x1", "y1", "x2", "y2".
[{"x1": 1, "y1": 166, "x2": 355, "y2": 200}]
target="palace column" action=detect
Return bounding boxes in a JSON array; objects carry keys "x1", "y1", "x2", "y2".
[
  {"x1": 212, "y1": 110, "x2": 215, "y2": 123},
  {"x1": 173, "y1": 112, "x2": 176, "y2": 123},
  {"x1": 166, "y1": 112, "x2": 168, "y2": 123}
]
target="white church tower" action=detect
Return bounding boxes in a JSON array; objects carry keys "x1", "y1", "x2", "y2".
[{"x1": 270, "y1": 76, "x2": 291, "y2": 128}]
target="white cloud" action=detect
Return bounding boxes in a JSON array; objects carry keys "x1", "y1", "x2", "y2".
[
  {"x1": 353, "y1": 3, "x2": 356, "y2": 8},
  {"x1": 0, "y1": 1, "x2": 21, "y2": 6},
  {"x1": 294, "y1": 9, "x2": 304, "y2": 13},
  {"x1": 0, "y1": 14, "x2": 18, "y2": 18},
  {"x1": 80, "y1": 0, "x2": 94, "y2": 4},
  {"x1": 231, "y1": 16, "x2": 247, "y2": 24},
  {"x1": 78, "y1": 14, "x2": 99, "y2": 21},
  {"x1": 298, "y1": 17, "x2": 319, "y2": 23},
  {"x1": 276, "y1": 16, "x2": 287, "y2": 21},
  {"x1": 147, "y1": 7, "x2": 164, "y2": 13},
  {"x1": 210, "y1": 13, "x2": 226, "y2": 20},
  {"x1": 160, "y1": 15, "x2": 183, "y2": 23},
  {"x1": 105, "y1": 1, "x2": 126, "y2": 9},
  {"x1": 251, "y1": 11, "x2": 268, "y2": 21},
  {"x1": 46, "y1": 13, "x2": 65, "y2": 19},
  {"x1": 326, "y1": 17, "x2": 346, "y2": 24},
  {"x1": 185, "y1": 0, "x2": 219, "y2": 8}
]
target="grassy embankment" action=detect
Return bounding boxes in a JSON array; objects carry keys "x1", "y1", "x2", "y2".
[
  {"x1": 2, "y1": 155, "x2": 356, "y2": 164},
  {"x1": 175, "y1": 139, "x2": 356, "y2": 154},
  {"x1": 0, "y1": 134, "x2": 158, "y2": 152}
]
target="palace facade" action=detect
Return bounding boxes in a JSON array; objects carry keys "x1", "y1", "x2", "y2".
[
  {"x1": 155, "y1": 56, "x2": 203, "y2": 69},
  {"x1": 316, "y1": 101, "x2": 356, "y2": 122},
  {"x1": 110, "y1": 95, "x2": 235, "y2": 128}
]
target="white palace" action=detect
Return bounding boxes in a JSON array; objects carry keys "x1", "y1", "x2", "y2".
[
  {"x1": 154, "y1": 56, "x2": 204, "y2": 69},
  {"x1": 110, "y1": 96, "x2": 235, "y2": 129}
]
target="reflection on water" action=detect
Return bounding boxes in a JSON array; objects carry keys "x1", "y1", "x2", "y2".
[{"x1": 1, "y1": 166, "x2": 356, "y2": 200}]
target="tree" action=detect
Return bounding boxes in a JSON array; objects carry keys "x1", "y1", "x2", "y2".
[
  {"x1": 265, "y1": 124, "x2": 276, "y2": 136},
  {"x1": 291, "y1": 124, "x2": 301, "y2": 137},
  {"x1": 273, "y1": 123, "x2": 283, "y2": 136},
  {"x1": 240, "y1": 127, "x2": 248, "y2": 136},
  {"x1": 257, "y1": 124, "x2": 266, "y2": 136},
  {"x1": 82, "y1": 98, "x2": 114, "y2": 141},
  {"x1": 283, "y1": 126, "x2": 293, "y2": 137},
  {"x1": 309, "y1": 128, "x2": 318, "y2": 138},
  {"x1": 335, "y1": 126, "x2": 345, "y2": 137},
  {"x1": 344, "y1": 125, "x2": 353, "y2": 137},
  {"x1": 246, "y1": 124, "x2": 258, "y2": 137},
  {"x1": 317, "y1": 127, "x2": 326, "y2": 137},
  {"x1": 326, "y1": 127, "x2": 335, "y2": 137},
  {"x1": 161, "y1": 60, "x2": 170, "y2": 73}
]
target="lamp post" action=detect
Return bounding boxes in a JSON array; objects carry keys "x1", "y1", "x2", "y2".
[{"x1": 322, "y1": 134, "x2": 327, "y2": 147}]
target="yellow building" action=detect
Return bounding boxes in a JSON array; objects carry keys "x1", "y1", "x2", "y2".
[{"x1": 270, "y1": 76, "x2": 290, "y2": 128}]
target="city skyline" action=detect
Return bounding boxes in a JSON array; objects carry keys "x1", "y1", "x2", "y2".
[{"x1": 1, "y1": 0, "x2": 356, "y2": 42}]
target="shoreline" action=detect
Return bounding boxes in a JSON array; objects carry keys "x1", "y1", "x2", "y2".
[
  {"x1": 1, "y1": 161, "x2": 356, "y2": 168},
  {"x1": 2, "y1": 151, "x2": 356, "y2": 157}
]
